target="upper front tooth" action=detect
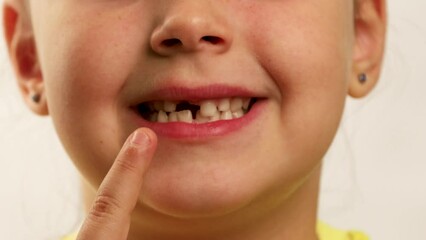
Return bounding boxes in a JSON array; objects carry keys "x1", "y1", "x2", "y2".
[
  {"x1": 164, "y1": 101, "x2": 177, "y2": 112},
  {"x1": 200, "y1": 100, "x2": 218, "y2": 117},
  {"x1": 218, "y1": 98, "x2": 231, "y2": 111},
  {"x1": 230, "y1": 98, "x2": 244, "y2": 112},
  {"x1": 153, "y1": 101, "x2": 164, "y2": 111},
  {"x1": 177, "y1": 110, "x2": 193, "y2": 123}
]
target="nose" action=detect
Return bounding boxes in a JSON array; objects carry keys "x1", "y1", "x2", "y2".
[{"x1": 150, "y1": 2, "x2": 233, "y2": 56}]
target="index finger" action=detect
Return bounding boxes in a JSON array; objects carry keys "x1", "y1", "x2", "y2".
[{"x1": 77, "y1": 128, "x2": 157, "y2": 240}]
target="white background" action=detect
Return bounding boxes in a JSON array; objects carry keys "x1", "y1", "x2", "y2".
[{"x1": 1, "y1": 1, "x2": 425, "y2": 239}]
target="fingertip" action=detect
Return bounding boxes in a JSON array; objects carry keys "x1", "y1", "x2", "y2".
[
  {"x1": 130, "y1": 128, "x2": 158, "y2": 150},
  {"x1": 140, "y1": 128, "x2": 158, "y2": 145}
]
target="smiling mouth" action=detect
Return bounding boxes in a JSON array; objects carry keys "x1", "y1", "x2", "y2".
[{"x1": 136, "y1": 97, "x2": 258, "y2": 124}]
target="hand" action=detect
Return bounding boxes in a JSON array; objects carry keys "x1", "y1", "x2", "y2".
[{"x1": 77, "y1": 128, "x2": 158, "y2": 240}]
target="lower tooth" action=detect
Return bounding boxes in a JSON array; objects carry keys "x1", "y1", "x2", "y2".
[
  {"x1": 232, "y1": 110, "x2": 244, "y2": 119},
  {"x1": 220, "y1": 111, "x2": 233, "y2": 120},
  {"x1": 150, "y1": 112, "x2": 158, "y2": 122},
  {"x1": 195, "y1": 111, "x2": 210, "y2": 123},
  {"x1": 169, "y1": 112, "x2": 178, "y2": 122},
  {"x1": 209, "y1": 111, "x2": 220, "y2": 122},
  {"x1": 177, "y1": 110, "x2": 193, "y2": 123},
  {"x1": 158, "y1": 111, "x2": 168, "y2": 123}
]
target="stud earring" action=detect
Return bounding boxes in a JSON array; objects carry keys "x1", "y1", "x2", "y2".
[
  {"x1": 358, "y1": 73, "x2": 367, "y2": 84},
  {"x1": 31, "y1": 93, "x2": 41, "y2": 103}
]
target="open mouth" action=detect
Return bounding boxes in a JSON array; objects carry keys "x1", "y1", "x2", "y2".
[{"x1": 135, "y1": 97, "x2": 258, "y2": 124}]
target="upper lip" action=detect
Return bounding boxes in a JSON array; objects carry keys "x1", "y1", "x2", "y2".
[{"x1": 129, "y1": 83, "x2": 266, "y2": 106}]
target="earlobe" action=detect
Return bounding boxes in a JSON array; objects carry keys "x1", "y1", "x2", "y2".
[
  {"x1": 349, "y1": 0, "x2": 387, "y2": 98},
  {"x1": 3, "y1": 2, "x2": 49, "y2": 115},
  {"x1": 348, "y1": 72, "x2": 372, "y2": 98}
]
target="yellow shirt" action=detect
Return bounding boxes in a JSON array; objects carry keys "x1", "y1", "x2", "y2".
[
  {"x1": 316, "y1": 222, "x2": 369, "y2": 240},
  {"x1": 63, "y1": 222, "x2": 369, "y2": 240}
]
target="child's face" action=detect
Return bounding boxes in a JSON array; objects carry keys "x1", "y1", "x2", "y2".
[{"x1": 13, "y1": 0, "x2": 384, "y2": 218}]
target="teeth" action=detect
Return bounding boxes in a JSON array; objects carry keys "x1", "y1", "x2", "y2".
[
  {"x1": 169, "y1": 112, "x2": 178, "y2": 122},
  {"x1": 143, "y1": 97, "x2": 254, "y2": 123},
  {"x1": 218, "y1": 98, "x2": 230, "y2": 111},
  {"x1": 158, "y1": 110, "x2": 168, "y2": 123},
  {"x1": 209, "y1": 110, "x2": 220, "y2": 121},
  {"x1": 150, "y1": 112, "x2": 158, "y2": 122},
  {"x1": 177, "y1": 110, "x2": 193, "y2": 123},
  {"x1": 232, "y1": 110, "x2": 244, "y2": 119},
  {"x1": 230, "y1": 98, "x2": 244, "y2": 112},
  {"x1": 200, "y1": 100, "x2": 218, "y2": 117},
  {"x1": 195, "y1": 111, "x2": 210, "y2": 123},
  {"x1": 154, "y1": 101, "x2": 164, "y2": 111},
  {"x1": 220, "y1": 111, "x2": 233, "y2": 120},
  {"x1": 243, "y1": 98, "x2": 250, "y2": 110},
  {"x1": 164, "y1": 101, "x2": 177, "y2": 112}
]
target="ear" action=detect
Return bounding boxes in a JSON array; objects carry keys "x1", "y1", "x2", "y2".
[
  {"x1": 349, "y1": 0, "x2": 387, "y2": 98},
  {"x1": 3, "y1": 1, "x2": 48, "y2": 115}
]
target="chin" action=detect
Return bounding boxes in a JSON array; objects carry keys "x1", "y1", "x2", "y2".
[{"x1": 138, "y1": 157, "x2": 260, "y2": 219}]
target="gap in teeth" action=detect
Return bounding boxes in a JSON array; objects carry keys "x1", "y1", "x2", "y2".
[{"x1": 138, "y1": 97, "x2": 256, "y2": 123}]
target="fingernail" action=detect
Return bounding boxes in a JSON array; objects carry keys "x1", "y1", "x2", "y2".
[{"x1": 130, "y1": 130, "x2": 150, "y2": 147}]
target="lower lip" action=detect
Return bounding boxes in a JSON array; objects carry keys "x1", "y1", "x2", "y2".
[{"x1": 130, "y1": 100, "x2": 266, "y2": 140}]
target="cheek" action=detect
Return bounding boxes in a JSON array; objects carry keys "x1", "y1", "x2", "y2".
[
  {"x1": 238, "y1": 2, "x2": 353, "y2": 160},
  {"x1": 36, "y1": 6, "x2": 151, "y2": 185}
]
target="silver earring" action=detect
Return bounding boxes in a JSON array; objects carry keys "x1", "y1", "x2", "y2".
[
  {"x1": 31, "y1": 94, "x2": 41, "y2": 103},
  {"x1": 358, "y1": 73, "x2": 367, "y2": 84}
]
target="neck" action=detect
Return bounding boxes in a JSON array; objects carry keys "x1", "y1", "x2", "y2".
[{"x1": 82, "y1": 165, "x2": 321, "y2": 240}]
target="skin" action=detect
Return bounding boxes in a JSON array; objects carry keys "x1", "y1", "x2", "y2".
[{"x1": 3, "y1": 0, "x2": 386, "y2": 239}]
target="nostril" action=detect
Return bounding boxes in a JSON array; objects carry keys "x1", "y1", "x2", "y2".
[
  {"x1": 201, "y1": 36, "x2": 223, "y2": 45},
  {"x1": 162, "y1": 38, "x2": 182, "y2": 47}
]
